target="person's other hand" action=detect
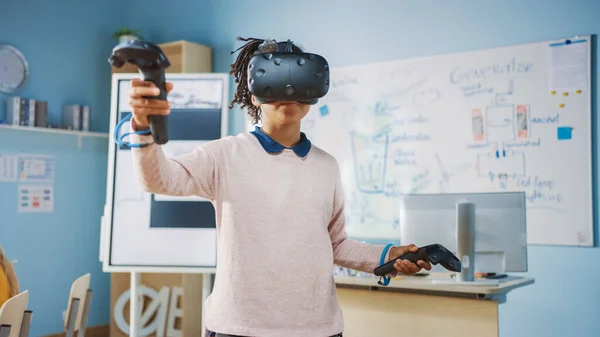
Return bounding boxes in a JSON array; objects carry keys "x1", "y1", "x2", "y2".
[
  {"x1": 388, "y1": 244, "x2": 432, "y2": 275},
  {"x1": 128, "y1": 78, "x2": 173, "y2": 129}
]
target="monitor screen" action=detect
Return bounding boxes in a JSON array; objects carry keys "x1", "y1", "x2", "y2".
[{"x1": 398, "y1": 192, "x2": 527, "y2": 273}]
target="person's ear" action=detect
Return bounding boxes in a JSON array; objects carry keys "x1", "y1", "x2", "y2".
[{"x1": 251, "y1": 95, "x2": 260, "y2": 107}]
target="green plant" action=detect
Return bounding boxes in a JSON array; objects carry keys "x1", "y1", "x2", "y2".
[{"x1": 112, "y1": 27, "x2": 143, "y2": 41}]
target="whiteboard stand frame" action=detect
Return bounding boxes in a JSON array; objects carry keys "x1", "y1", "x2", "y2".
[
  {"x1": 201, "y1": 273, "x2": 213, "y2": 334},
  {"x1": 129, "y1": 271, "x2": 140, "y2": 337},
  {"x1": 102, "y1": 72, "x2": 228, "y2": 335}
]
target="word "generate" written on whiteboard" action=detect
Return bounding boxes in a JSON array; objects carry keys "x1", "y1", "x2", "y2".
[{"x1": 449, "y1": 57, "x2": 534, "y2": 84}]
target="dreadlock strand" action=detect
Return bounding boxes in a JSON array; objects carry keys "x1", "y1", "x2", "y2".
[{"x1": 228, "y1": 37, "x2": 267, "y2": 124}]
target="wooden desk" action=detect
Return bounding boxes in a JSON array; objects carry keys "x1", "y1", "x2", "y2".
[{"x1": 335, "y1": 275, "x2": 534, "y2": 337}]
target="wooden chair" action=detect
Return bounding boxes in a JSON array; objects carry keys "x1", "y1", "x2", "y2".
[
  {"x1": 63, "y1": 274, "x2": 92, "y2": 337},
  {"x1": 0, "y1": 290, "x2": 32, "y2": 337}
]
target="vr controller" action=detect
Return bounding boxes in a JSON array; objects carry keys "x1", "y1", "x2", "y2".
[
  {"x1": 373, "y1": 244, "x2": 462, "y2": 279},
  {"x1": 247, "y1": 39, "x2": 330, "y2": 105},
  {"x1": 109, "y1": 39, "x2": 171, "y2": 145}
]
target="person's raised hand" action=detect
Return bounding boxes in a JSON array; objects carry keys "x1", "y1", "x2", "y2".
[
  {"x1": 128, "y1": 78, "x2": 173, "y2": 129},
  {"x1": 388, "y1": 244, "x2": 432, "y2": 275}
]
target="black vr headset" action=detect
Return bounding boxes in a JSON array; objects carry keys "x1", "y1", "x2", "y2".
[{"x1": 247, "y1": 39, "x2": 330, "y2": 105}]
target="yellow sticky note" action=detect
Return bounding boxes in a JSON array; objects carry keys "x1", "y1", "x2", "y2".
[{"x1": 559, "y1": 103, "x2": 565, "y2": 108}]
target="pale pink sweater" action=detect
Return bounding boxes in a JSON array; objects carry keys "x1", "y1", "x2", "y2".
[{"x1": 130, "y1": 130, "x2": 388, "y2": 337}]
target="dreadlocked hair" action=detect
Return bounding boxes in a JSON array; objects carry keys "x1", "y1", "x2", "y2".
[
  {"x1": 229, "y1": 36, "x2": 303, "y2": 124},
  {"x1": 0, "y1": 246, "x2": 19, "y2": 297}
]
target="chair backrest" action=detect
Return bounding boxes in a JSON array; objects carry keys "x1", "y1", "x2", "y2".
[
  {"x1": 0, "y1": 291, "x2": 28, "y2": 337},
  {"x1": 64, "y1": 274, "x2": 91, "y2": 335}
]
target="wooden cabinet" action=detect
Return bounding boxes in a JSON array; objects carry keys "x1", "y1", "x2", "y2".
[
  {"x1": 111, "y1": 40, "x2": 212, "y2": 74},
  {"x1": 109, "y1": 40, "x2": 212, "y2": 337}
]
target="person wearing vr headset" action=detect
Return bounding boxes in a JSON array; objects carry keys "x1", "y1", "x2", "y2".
[{"x1": 127, "y1": 37, "x2": 431, "y2": 337}]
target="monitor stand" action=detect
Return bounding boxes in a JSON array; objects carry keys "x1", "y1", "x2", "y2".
[
  {"x1": 430, "y1": 201, "x2": 500, "y2": 286},
  {"x1": 456, "y1": 201, "x2": 476, "y2": 282}
]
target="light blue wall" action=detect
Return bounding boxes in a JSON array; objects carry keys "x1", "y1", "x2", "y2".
[
  {"x1": 0, "y1": 0, "x2": 125, "y2": 335},
  {"x1": 2, "y1": 0, "x2": 599, "y2": 336},
  {"x1": 0, "y1": 130, "x2": 109, "y2": 336},
  {"x1": 130, "y1": 1, "x2": 600, "y2": 336},
  {"x1": 0, "y1": 0, "x2": 125, "y2": 133}
]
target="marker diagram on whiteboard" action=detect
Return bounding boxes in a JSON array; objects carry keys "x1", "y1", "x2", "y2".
[
  {"x1": 303, "y1": 36, "x2": 592, "y2": 246},
  {"x1": 471, "y1": 80, "x2": 528, "y2": 190}
]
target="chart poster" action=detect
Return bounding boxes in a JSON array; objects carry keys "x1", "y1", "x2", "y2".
[
  {"x1": 18, "y1": 154, "x2": 54, "y2": 183},
  {"x1": 18, "y1": 184, "x2": 54, "y2": 213}
]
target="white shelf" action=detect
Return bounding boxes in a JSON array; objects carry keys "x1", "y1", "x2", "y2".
[{"x1": 0, "y1": 124, "x2": 109, "y2": 138}]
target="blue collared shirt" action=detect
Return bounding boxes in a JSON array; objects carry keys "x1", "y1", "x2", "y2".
[{"x1": 250, "y1": 126, "x2": 312, "y2": 157}]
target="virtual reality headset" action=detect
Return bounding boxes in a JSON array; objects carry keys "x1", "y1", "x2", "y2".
[{"x1": 247, "y1": 39, "x2": 330, "y2": 105}]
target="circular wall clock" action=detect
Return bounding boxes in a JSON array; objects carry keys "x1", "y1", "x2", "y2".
[{"x1": 0, "y1": 45, "x2": 29, "y2": 94}]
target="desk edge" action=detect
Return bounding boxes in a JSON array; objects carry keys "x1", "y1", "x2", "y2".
[{"x1": 334, "y1": 276, "x2": 535, "y2": 296}]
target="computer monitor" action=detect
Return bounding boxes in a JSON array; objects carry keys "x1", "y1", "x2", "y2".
[{"x1": 398, "y1": 192, "x2": 527, "y2": 274}]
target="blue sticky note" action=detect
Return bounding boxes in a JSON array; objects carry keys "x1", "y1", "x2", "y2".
[
  {"x1": 319, "y1": 105, "x2": 329, "y2": 117},
  {"x1": 557, "y1": 126, "x2": 573, "y2": 140}
]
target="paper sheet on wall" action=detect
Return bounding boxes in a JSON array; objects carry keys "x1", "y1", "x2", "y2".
[
  {"x1": 18, "y1": 154, "x2": 54, "y2": 183},
  {"x1": 18, "y1": 184, "x2": 54, "y2": 213},
  {"x1": 548, "y1": 38, "x2": 588, "y2": 92},
  {"x1": 0, "y1": 153, "x2": 18, "y2": 182}
]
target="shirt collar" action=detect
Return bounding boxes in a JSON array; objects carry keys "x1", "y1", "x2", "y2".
[{"x1": 250, "y1": 126, "x2": 312, "y2": 157}]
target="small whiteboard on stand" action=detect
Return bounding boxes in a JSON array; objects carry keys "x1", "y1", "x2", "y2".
[
  {"x1": 101, "y1": 73, "x2": 228, "y2": 337},
  {"x1": 102, "y1": 72, "x2": 229, "y2": 274}
]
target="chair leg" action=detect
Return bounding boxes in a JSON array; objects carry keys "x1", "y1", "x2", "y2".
[
  {"x1": 77, "y1": 290, "x2": 92, "y2": 337},
  {"x1": 19, "y1": 311, "x2": 32, "y2": 337},
  {"x1": 0, "y1": 324, "x2": 11, "y2": 337},
  {"x1": 65, "y1": 298, "x2": 80, "y2": 337}
]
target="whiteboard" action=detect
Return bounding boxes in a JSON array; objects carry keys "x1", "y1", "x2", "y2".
[
  {"x1": 302, "y1": 36, "x2": 593, "y2": 247},
  {"x1": 102, "y1": 73, "x2": 228, "y2": 273}
]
